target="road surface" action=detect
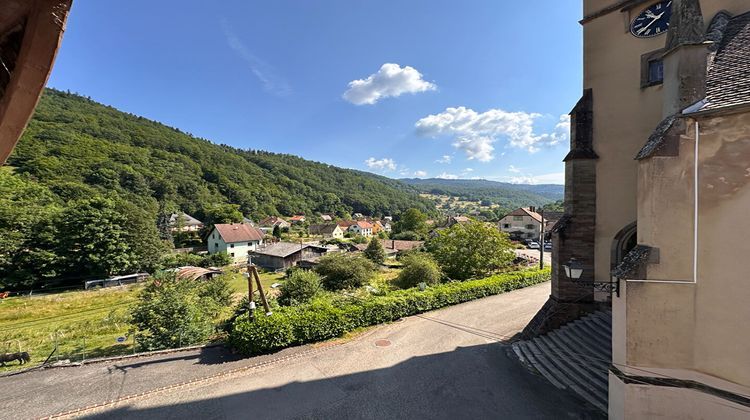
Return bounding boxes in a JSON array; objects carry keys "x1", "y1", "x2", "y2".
[{"x1": 0, "y1": 282, "x2": 601, "y2": 419}]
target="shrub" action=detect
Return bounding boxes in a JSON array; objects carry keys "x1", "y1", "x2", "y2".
[
  {"x1": 394, "y1": 253, "x2": 442, "y2": 289},
  {"x1": 278, "y1": 270, "x2": 322, "y2": 306},
  {"x1": 201, "y1": 252, "x2": 233, "y2": 268},
  {"x1": 130, "y1": 272, "x2": 233, "y2": 350},
  {"x1": 427, "y1": 220, "x2": 515, "y2": 280},
  {"x1": 392, "y1": 231, "x2": 421, "y2": 241},
  {"x1": 229, "y1": 267, "x2": 550, "y2": 355},
  {"x1": 363, "y1": 238, "x2": 386, "y2": 264},
  {"x1": 314, "y1": 253, "x2": 376, "y2": 291}
]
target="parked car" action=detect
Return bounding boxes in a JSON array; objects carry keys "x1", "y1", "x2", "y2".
[
  {"x1": 544, "y1": 242, "x2": 552, "y2": 251},
  {"x1": 527, "y1": 241, "x2": 540, "y2": 249}
]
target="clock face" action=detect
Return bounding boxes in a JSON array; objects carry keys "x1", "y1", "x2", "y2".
[{"x1": 630, "y1": 1, "x2": 672, "y2": 38}]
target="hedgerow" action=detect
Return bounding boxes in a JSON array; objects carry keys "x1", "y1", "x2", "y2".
[{"x1": 229, "y1": 267, "x2": 550, "y2": 355}]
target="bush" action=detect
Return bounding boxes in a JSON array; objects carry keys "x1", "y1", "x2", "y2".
[
  {"x1": 394, "y1": 253, "x2": 442, "y2": 289},
  {"x1": 278, "y1": 270, "x2": 322, "y2": 306},
  {"x1": 314, "y1": 253, "x2": 376, "y2": 291},
  {"x1": 201, "y1": 252, "x2": 233, "y2": 268},
  {"x1": 363, "y1": 238, "x2": 386, "y2": 264},
  {"x1": 392, "y1": 231, "x2": 421, "y2": 241},
  {"x1": 229, "y1": 267, "x2": 550, "y2": 355},
  {"x1": 130, "y1": 272, "x2": 233, "y2": 350},
  {"x1": 427, "y1": 220, "x2": 515, "y2": 280}
]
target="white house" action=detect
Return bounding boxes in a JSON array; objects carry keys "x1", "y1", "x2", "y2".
[
  {"x1": 308, "y1": 223, "x2": 344, "y2": 239},
  {"x1": 169, "y1": 212, "x2": 204, "y2": 232},
  {"x1": 498, "y1": 207, "x2": 545, "y2": 241},
  {"x1": 349, "y1": 221, "x2": 373, "y2": 237},
  {"x1": 208, "y1": 223, "x2": 266, "y2": 263}
]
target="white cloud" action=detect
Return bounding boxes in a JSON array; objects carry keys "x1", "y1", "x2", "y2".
[
  {"x1": 365, "y1": 157, "x2": 397, "y2": 171},
  {"x1": 415, "y1": 107, "x2": 571, "y2": 160},
  {"x1": 508, "y1": 172, "x2": 565, "y2": 185},
  {"x1": 413, "y1": 170, "x2": 428, "y2": 177},
  {"x1": 437, "y1": 172, "x2": 459, "y2": 180},
  {"x1": 343, "y1": 63, "x2": 436, "y2": 105},
  {"x1": 221, "y1": 20, "x2": 291, "y2": 97},
  {"x1": 463, "y1": 168, "x2": 474, "y2": 173},
  {"x1": 435, "y1": 155, "x2": 452, "y2": 164},
  {"x1": 508, "y1": 165, "x2": 521, "y2": 173}
]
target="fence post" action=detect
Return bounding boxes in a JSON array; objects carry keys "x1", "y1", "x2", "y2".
[
  {"x1": 54, "y1": 331, "x2": 59, "y2": 362},
  {"x1": 81, "y1": 337, "x2": 86, "y2": 364},
  {"x1": 133, "y1": 331, "x2": 137, "y2": 355}
]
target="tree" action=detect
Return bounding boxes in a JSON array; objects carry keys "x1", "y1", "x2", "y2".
[
  {"x1": 278, "y1": 270, "x2": 321, "y2": 306},
  {"x1": 364, "y1": 238, "x2": 386, "y2": 264},
  {"x1": 272, "y1": 225, "x2": 281, "y2": 239},
  {"x1": 203, "y1": 203, "x2": 243, "y2": 225},
  {"x1": 395, "y1": 208, "x2": 427, "y2": 235},
  {"x1": 427, "y1": 221, "x2": 515, "y2": 280},
  {"x1": 395, "y1": 252, "x2": 442, "y2": 289},
  {"x1": 314, "y1": 253, "x2": 376, "y2": 291}
]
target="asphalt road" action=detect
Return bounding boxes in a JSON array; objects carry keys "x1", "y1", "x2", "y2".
[{"x1": 1, "y1": 282, "x2": 601, "y2": 419}]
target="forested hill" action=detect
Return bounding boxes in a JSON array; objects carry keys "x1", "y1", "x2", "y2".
[
  {"x1": 9, "y1": 89, "x2": 434, "y2": 219},
  {"x1": 400, "y1": 178, "x2": 564, "y2": 209}
]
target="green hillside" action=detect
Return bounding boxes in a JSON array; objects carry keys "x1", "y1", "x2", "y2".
[
  {"x1": 0, "y1": 89, "x2": 434, "y2": 289},
  {"x1": 400, "y1": 178, "x2": 563, "y2": 209}
]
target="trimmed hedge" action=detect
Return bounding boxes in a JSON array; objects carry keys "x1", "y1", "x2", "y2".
[{"x1": 229, "y1": 267, "x2": 550, "y2": 355}]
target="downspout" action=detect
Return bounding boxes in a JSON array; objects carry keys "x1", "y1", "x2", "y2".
[{"x1": 626, "y1": 119, "x2": 699, "y2": 285}]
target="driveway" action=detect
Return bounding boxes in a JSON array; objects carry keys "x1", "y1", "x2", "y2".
[
  {"x1": 0, "y1": 282, "x2": 601, "y2": 419},
  {"x1": 516, "y1": 248, "x2": 552, "y2": 267}
]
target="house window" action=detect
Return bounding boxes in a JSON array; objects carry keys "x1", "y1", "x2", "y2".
[
  {"x1": 212, "y1": 234, "x2": 215, "y2": 239},
  {"x1": 503, "y1": 224, "x2": 510, "y2": 229},
  {"x1": 214, "y1": 243, "x2": 218, "y2": 249},
  {"x1": 230, "y1": 243, "x2": 234, "y2": 248},
  {"x1": 641, "y1": 48, "x2": 664, "y2": 88},
  {"x1": 526, "y1": 224, "x2": 534, "y2": 230},
  {"x1": 513, "y1": 216, "x2": 523, "y2": 221},
  {"x1": 230, "y1": 252, "x2": 235, "y2": 257}
]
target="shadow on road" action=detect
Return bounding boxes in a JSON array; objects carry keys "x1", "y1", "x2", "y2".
[
  {"x1": 86, "y1": 343, "x2": 605, "y2": 420},
  {"x1": 110, "y1": 346, "x2": 245, "y2": 371}
]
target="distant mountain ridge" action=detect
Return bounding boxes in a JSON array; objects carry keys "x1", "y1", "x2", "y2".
[{"x1": 400, "y1": 178, "x2": 564, "y2": 209}]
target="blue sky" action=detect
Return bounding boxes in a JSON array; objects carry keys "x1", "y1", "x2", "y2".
[{"x1": 48, "y1": 1, "x2": 582, "y2": 184}]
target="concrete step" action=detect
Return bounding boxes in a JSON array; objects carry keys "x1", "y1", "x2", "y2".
[
  {"x1": 512, "y1": 342, "x2": 566, "y2": 390},
  {"x1": 572, "y1": 318, "x2": 611, "y2": 345},
  {"x1": 546, "y1": 331, "x2": 608, "y2": 389}
]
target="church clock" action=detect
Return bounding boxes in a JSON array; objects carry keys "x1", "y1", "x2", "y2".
[{"x1": 630, "y1": 1, "x2": 672, "y2": 38}]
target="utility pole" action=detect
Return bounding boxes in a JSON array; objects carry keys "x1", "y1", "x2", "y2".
[{"x1": 539, "y1": 209, "x2": 545, "y2": 269}]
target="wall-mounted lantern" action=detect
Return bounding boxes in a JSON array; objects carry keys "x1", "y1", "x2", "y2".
[{"x1": 564, "y1": 257, "x2": 620, "y2": 297}]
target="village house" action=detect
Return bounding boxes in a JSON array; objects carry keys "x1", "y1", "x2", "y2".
[
  {"x1": 320, "y1": 214, "x2": 333, "y2": 222},
  {"x1": 352, "y1": 213, "x2": 364, "y2": 219},
  {"x1": 447, "y1": 215, "x2": 470, "y2": 226},
  {"x1": 348, "y1": 221, "x2": 373, "y2": 237},
  {"x1": 288, "y1": 215, "x2": 306, "y2": 224},
  {"x1": 207, "y1": 223, "x2": 265, "y2": 263},
  {"x1": 169, "y1": 212, "x2": 204, "y2": 232},
  {"x1": 497, "y1": 207, "x2": 545, "y2": 241},
  {"x1": 250, "y1": 242, "x2": 328, "y2": 271},
  {"x1": 354, "y1": 239, "x2": 424, "y2": 257},
  {"x1": 308, "y1": 223, "x2": 344, "y2": 239},
  {"x1": 258, "y1": 216, "x2": 290, "y2": 233},
  {"x1": 515, "y1": 1, "x2": 750, "y2": 418}
]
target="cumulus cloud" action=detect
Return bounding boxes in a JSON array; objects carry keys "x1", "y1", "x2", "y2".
[
  {"x1": 437, "y1": 172, "x2": 459, "y2": 180},
  {"x1": 221, "y1": 20, "x2": 291, "y2": 96},
  {"x1": 415, "y1": 107, "x2": 571, "y2": 160},
  {"x1": 343, "y1": 63, "x2": 436, "y2": 105},
  {"x1": 364, "y1": 157, "x2": 397, "y2": 171},
  {"x1": 435, "y1": 155, "x2": 452, "y2": 164},
  {"x1": 508, "y1": 172, "x2": 565, "y2": 185},
  {"x1": 413, "y1": 170, "x2": 428, "y2": 177}
]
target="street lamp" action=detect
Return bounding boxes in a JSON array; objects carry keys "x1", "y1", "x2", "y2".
[{"x1": 563, "y1": 257, "x2": 620, "y2": 297}]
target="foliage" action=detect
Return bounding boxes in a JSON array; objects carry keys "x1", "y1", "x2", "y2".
[
  {"x1": 314, "y1": 253, "x2": 376, "y2": 291},
  {"x1": 229, "y1": 268, "x2": 551, "y2": 355},
  {"x1": 391, "y1": 231, "x2": 421, "y2": 241},
  {"x1": 400, "y1": 178, "x2": 563, "y2": 209},
  {"x1": 363, "y1": 238, "x2": 386, "y2": 264},
  {"x1": 201, "y1": 252, "x2": 233, "y2": 268},
  {"x1": 542, "y1": 200, "x2": 564, "y2": 213},
  {"x1": 278, "y1": 270, "x2": 322, "y2": 306},
  {"x1": 130, "y1": 272, "x2": 233, "y2": 350},
  {"x1": 394, "y1": 208, "x2": 427, "y2": 236},
  {"x1": 272, "y1": 225, "x2": 281, "y2": 239},
  {"x1": 427, "y1": 221, "x2": 515, "y2": 280},
  {"x1": 394, "y1": 252, "x2": 442, "y2": 289}
]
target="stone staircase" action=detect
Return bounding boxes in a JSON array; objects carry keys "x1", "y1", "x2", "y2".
[{"x1": 511, "y1": 310, "x2": 612, "y2": 412}]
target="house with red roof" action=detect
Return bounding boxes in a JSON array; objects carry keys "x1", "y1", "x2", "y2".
[
  {"x1": 207, "y1": 223, "x2": 266, "y2": 263},
  {"x1": 348, "y1": 221, "x2": 374, "y2": 237},
  {"x1": 497, "y1": 207, "x2": 545, "y2": 241}
]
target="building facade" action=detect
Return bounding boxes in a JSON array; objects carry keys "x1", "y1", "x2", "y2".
[
  {"x1": 526, "y1": 1, "x2": 750, "y2": 417},
  {"x1": 498, "y1": 207, "x2": 545, "y2": 241},
  {"x1": 208, "y1": 223, "x2": 265, "y2": 263}
]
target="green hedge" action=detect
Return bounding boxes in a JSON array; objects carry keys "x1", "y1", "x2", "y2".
[{"x1": 229, "y1": 267, "x2": 550, "y2": 355}]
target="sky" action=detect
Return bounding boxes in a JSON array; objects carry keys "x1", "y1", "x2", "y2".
[{"x1": 47, "y1": 1, "x2": 583, "y2": 185}]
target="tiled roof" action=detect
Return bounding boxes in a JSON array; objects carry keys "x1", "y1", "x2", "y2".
[
  {"x1": 700, "y1": 11, "x2": 750, "y2": 111},
  {"x1": 251, "y1": 242, "x2": 326, "y2": 258},
  {"x1": 503, "y1": 207, "x2": 543, "y2": 223},
  {"x1": 354, "y1": 221, "x2": 373, "y2": 229},
  {"x1": 213, "y1": 223, "x2": 265, "y2": 243},
  {"x1": 259, "y1": 216, "x2": 287, "y2": 227},
  {"x1": 309, "y1": 224, "x2": 340, "y2": 235},
  {"x1": 169, "y1": 212, "x2": 203, "y2": 226}
]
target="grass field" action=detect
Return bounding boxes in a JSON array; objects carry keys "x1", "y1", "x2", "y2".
[{"x1": 0, "y1": 269, "x2": 287, "y2": 373}]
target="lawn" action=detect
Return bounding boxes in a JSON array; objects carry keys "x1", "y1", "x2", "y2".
[{"x1": 0, "y1": 269, "x2": 282, "y2": 373}]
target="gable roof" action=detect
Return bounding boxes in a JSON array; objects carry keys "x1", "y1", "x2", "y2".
[
  {"x1": 337, "y1": 220, "x2": 356, "y2": 228},
  {"x1": 698, "y1": 11, "x2": 750, "y2": 112},
  {"x1": 309, "y1": 224, "x2": 341, "y2": 235},
  {"x1": 289, "y1": 215, "x2": 306, "y2": 221},
  {"x1": 452, "y1": 216, "x2": 471, "y2": 223},
  {"x1": 353, "y1": 221, "x2": 373, "y2": 229},
  {"x1": 259, "y1": 216, "x2": 288, "y2": 227},
  {"x1": 503, "y1": 207, "x2": 544, "y2": 223},
  {"x1": 251, "y1": 242, "x2": 326, "y2": 258},
  {"x1": 213, "y1": 223, "x2": 264, "y2": 243},
  {"x1": 169, "y1": 212, "x2": 204, "y2": 227},
  {"x1": 320, "y1": 214, "x2": 333, "y2": 221}
]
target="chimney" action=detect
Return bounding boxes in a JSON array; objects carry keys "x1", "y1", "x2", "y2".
[{"x1": 529, "y1": 206, "x2": 535, "y2": 213}]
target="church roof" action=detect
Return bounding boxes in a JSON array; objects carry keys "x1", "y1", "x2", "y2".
[{"x1": 699, "y1": 11, "x2": 750, "y2": 112}]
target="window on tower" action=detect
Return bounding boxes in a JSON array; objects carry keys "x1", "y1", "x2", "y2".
[{"x1": 641, "y1": 49, "x2": 665, "y2": 88}]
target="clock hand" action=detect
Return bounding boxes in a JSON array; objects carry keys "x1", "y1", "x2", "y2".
[{"x1": 637, "y1": 12, "x2": 665, "y2": 34}]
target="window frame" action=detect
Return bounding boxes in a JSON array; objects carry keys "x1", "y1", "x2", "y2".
[{"x1": 641, "y1": 48, "x2": 665, "y2": 88}]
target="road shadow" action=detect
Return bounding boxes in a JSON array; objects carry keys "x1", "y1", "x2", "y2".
[
  {"x1": 110, "y1": 345, "x2": 244, "y2": 371},
  {"x1": 86, "y1": 343, "x2": 605, "y2": 420}
]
